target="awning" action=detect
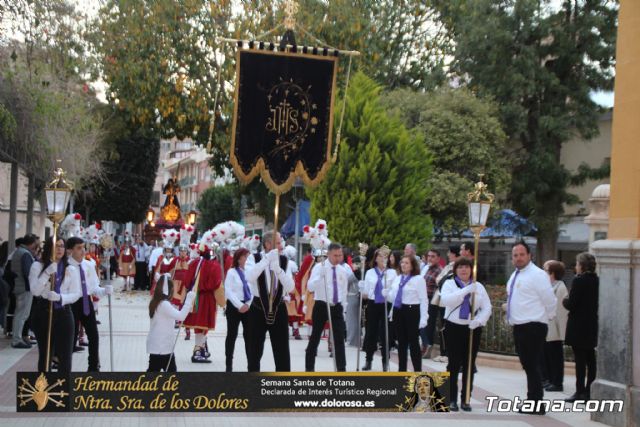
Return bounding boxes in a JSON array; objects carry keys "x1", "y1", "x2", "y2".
[{"x1": 280, "y1": 200, "x2": 311, "y2": 239}]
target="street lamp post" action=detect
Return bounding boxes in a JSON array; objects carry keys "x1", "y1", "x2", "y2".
[
  {"x1": 464, "y1": 175, "x2": 494, "y2": 406},
  {"x1": 44, "y1": 165, "x2": 74, "y2": 372}
]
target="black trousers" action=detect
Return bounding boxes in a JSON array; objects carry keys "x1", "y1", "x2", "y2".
[
  {"x1": 246, "y1": 298, "x2": 290, "y2": 372},
  {"x1": 513, "y1": 322, "x2": 548, "y2": 401},
  {"x1": 395, "y1": 304, "x2": 421, "y2": 372},
  {"x1": 444, "y1": 321, "x2": 482, "y2": 404},
  {"x1": 363, "y1": 301, "x2": 390, "y2": 363},
  {"x1": 423, "y1": 303, "x2": 440, "y2": 346},
  {"x1": 306, "y1": 301, "x2": 346, "y2": 371},
  {"x1": 543, "y1": 340, "x2": 564, "y2": 387},
  {"x1": 72, "y1": 299, "x2": 100, "y2": 371},
  {"x1": 225, "y1": 303, "x2": 250, "y2": 372},
  {"x1": 31, "y1": 298, "x2": 74, "y2": 374},
  {"x1": 134, "y1": 262, "x2": 148, "y2": 290},
  {"x1": 147, "y1": 354, "x2": 177, "y2": 372},
  {"x1": 573, "y1": 346, "x2": 596, "y2": 395}
]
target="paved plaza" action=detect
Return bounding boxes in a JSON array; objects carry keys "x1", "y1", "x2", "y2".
[{"x1": 0, "y1": 278, "x2": 609, "y2": 427}]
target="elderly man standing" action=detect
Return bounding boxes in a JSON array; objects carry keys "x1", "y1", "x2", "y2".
[{"x1": 506, "y1": 242, "x2": 557, "y2": 415}]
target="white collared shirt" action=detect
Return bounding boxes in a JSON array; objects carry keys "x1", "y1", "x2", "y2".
[
  {"x1": 386, "y1": 274, "x2": 428, "y2": 326},
  {"x1": 506, "y1": 262, "x2": 557, "y2": 325},
  {"x1": 28, "y1": 261, "x2": 82, "y2": 306},
  {"x1": 68, "y1": 257, "x2": 106, "y2": 298},
  {"x1": 225, "y1": 267, "x2": 253, "y2": 309},
  {"x1": 440, "y1": 278, "x2": 492, "y2": 326},
  {"x1": 307, "y1": 260, "x2": 354, "y2": 304},
  {"x1": 363, "y1": 267, "x2": 397, "y2": 301},
  {"x1": 246, "y1": 255, "x2": 295, "y2": 297}
]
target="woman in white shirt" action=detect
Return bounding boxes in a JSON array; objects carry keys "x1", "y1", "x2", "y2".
[
  {"x1": 147, "y1": 275, "x2": 195, "y2": 372},
  {"x1": 359, "y1": 248, "x2": 397, "y2": 371},
  {"x1": 386, "y1": 255, "x2": 427, "y2": 372},
  {"x1": 29, "y1": 237, "x2": 82, "y2": 374},
  {"x1": 224, "y1": 248, "x2": 252, "y2": 372},
  {"x1": 440, "y1": 257, "x2": 492, "y2": 412},
  {"x1": 542, "y1": 260, "x2": 569, "y2": 392}
]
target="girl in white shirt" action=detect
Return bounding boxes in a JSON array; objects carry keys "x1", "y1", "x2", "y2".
[
  {"x1": 224, "y1": 248, "x2": 252, "y2": 372},
  {"x1": 147, "y1": 275, "x2": 195, "y2": 372},
  {"x1": 439, "y1": 257, "x2": 492, "y2": 412},
  {"x1": 359, "y1": 248, "x2": 397, "y2": 371},
  {"x1": 29, "y1": 237, "x2": 82, "y2": 374},
  {"x1": 386, "y1": 255, "x2": 428, "y2": 372}
]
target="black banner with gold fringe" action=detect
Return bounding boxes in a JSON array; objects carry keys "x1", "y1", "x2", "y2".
[
  {"x1": 17, "y1": 372, "x2": 450, "y2": 413},
  {"x1": 230, "y1": 49, "x2": 338, "y2": 194}
]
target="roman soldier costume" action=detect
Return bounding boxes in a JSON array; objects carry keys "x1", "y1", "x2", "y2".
[{"x1": 118, "y1": 234, "x2": 136, "y2": 291}]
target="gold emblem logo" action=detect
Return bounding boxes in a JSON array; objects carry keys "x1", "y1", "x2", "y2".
[{"x1": 18, "y1": 373, "x2": 67, "y2": 411}]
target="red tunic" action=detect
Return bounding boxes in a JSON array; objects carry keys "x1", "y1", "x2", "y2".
[
  {"x1": 183, "y1": 257, "x2": 222, "y2": 332},
  {"x1": 118, "y1": 246, "x2": 136, "y2": 277},
  {"x1": 171, "y1": 257, "x2": 191, "y2": 306},
  {"x1": 150, "y1": 255, "x2": 177, "y2": 295}
]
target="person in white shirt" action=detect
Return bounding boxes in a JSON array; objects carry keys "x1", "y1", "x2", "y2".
[
  {"x1": 541, "y1": 260, "x2": 569, "y2": 392},
  {"x1": 67, "y1": 237, "x2": 114, "y2": 372},
  {"x1": 506, "y1": 242, "x2": 557, "y2": 414},
  {"x1": 385, "y1": 255, "x2": 428, "y2": 373},
  {"x1": 359, "y1": 248, "x2": 397, "y2": 371},
  {"x1": 305, "y1": 242, "x2": 355, "y2": 372},
  {"x1": 245, "y1": 231, "x2": 295, "y2": 372},
  {"x1": 29, "y1": 237, "x2": 83, "y2": 374},
  {"x1": 440, "y1": 257, "x2": 492, "y2": 412},
  {"x1": 224, "y1": 248, "x2": 252, "y2": 372},
  {"x1": 147, "y1": 275, "x2": 195, "y2": 372}
]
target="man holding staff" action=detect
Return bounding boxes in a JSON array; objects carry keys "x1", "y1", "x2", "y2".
[
  {"x1": 245, "y1": 231, "x2": 295, "y2": 372},
  {"x1": 305, "y1": 242, "x2": 355, "y2": 372}
]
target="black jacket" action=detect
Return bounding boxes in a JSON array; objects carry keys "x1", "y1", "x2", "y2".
[{"x1": 563, "y1": 272, "x2": 599, "y2": 348}]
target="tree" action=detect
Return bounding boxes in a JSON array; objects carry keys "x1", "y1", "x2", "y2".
[
  {"x1": 382, "y1": 87, "x2": 511, "y2": 235},
  {"x1": 75, "y1": 110, "x2": 160, "y2": 224},
  {"x1": 437, "y1": 0, "x2": 617, "y2": 260},
  {"x1": 197, "y1": 183, "x2": 242, "y2": 231},
  {"x1": 234, "y1": 0, "x2": 452, "y2": 91},
  {"x1": 309, "y1": 72, "x2": 433, "y2": 250},
  {"x1": 90, "y1": 0, "x2": 233, "y2": 146}
]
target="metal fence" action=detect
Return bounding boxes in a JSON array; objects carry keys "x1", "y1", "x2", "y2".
[{"x1": 475, "y1": 302, "x2": 574, "y2": 362}]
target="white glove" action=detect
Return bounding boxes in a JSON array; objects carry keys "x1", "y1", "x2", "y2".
[
  {"x1": 154, "y1": 272, "x2": 161, "y2": 283},
  {"x1": 283, "y1": 294, "x2": 291, "y2": 302},
  {"x1": 301, "y1": 294, "x2": 306, "y2": 302},
  {"x1": 381, "y1": 288, "x2": 390, "y2": 298},
  {"x1": 419, "y1": 319, "x2": 427, "y2": 329},
  {"x1": 104, "y1": 285, "x2": 113, "y2": 295},
  {"x1": 358, "y1": 280, "x2": 366, "y2": 292},
  {"x1": 302, "y1": 305, "x2": 307, "y2": 314},
  {"x1": 462, "y1": 283, "x2": 477, "y2": 294},
  {"x1": 45, "y1": 263, "x2": 58, "y2": 275},
  {"x1": 46, "y1": 290, "x2": 61, "y2": 302},
  {"x1": 266, "y1": 249, "x2": 279, "y2": 264},
  {"x1": 469, "y1": 319, "x2": 482, "y2": 330},
  {"x1": 185, "y1": 291, "x2": 196, "y2": 304}
]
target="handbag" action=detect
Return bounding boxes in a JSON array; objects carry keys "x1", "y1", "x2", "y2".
[{"x1": 438, "y1": 302, "x2": 464, "y2": 352}]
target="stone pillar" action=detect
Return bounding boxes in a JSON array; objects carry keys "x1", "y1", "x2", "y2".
[{"x1": 590, "y1": 1, "x2": 640, "y2": 426}]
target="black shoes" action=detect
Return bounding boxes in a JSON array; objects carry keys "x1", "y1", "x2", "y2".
[
  {"x1": 545, "y1": 384, "x2": 563, "y2": 392},
  {"x1": 11, "y1": 342, "x2": 31, "y2": 349},
  {"x1": 461, "y1": 402, "x2": 472, "y2": 412},
  {"x1": 73, "y1": 346, "x2": 84, "y2": 352},
  {"x1": 362, "y1": 361, "x2": 372, "y2": 371},
  {"x1": 449, "y1": 402, "x2": 459, "y2": 412}
]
